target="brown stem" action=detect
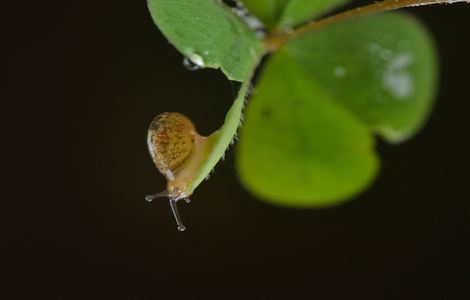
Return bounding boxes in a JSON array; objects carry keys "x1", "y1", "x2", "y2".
[{"x1": 264, "y1": 0, "x2": 469, "y2": 51}]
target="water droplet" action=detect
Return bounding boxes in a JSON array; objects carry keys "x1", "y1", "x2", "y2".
[
  {"x1": 368, "y1": 43, "x2": 381, "y2": 53},
  {"x1": 183, "y1": 55, "x2": 203, "y2": 71},
  {"x1": 231, "y1": 1, "x2": 264, "y2": 32},
  {"x1": 388, "y1": 53, "x2": 413, "y2": 70},
  {"x1": 380, "y1": 49, "x2": 393, "y2": 61},
  {"x1": 382, "y1": 53, "x2": 414, "y2": 100},
  {"x1": 334, "y1": 66, "x2": 346, "y2": 78},
  {"x1": 231, "y1": 5, "x2": 246, "y2": 18}
]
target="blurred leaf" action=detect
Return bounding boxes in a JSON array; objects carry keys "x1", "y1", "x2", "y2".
[
  {"x1": 148, "y1": 0, "x2": 263, "y2": 81},
  {"x1": 279, "y1": 0, "x2": 350, "y2": 28},
  {"x1": 242, "y1": 0, "x2": 349, "y2": 28},
  {"x1": 286, "y1": 13, "x2": 438, "y2": 142},
  {"x1": 241, "y1": 0, "x2": 280, "y2": 27},
  {"x1": 237, "y1": 52, "x2": 379, "y2": 207}
]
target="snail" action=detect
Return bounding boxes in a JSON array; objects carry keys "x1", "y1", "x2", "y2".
[{"x1": 145, "y1": 112, "x2": 213, "y2": 231}]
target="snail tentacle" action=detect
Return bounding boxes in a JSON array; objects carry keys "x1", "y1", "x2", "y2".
[
  {"x1": 169, "y1": 199, "x2": 186, "y2": 232},
  {"x1": 145, "y1": 191, "x2": 169, "y2": 202}
]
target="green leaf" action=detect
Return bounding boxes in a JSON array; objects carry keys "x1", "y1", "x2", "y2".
[
  {"x1": 279, "y1": 0, "x2": 350, "y2": 28},
  {"x1": 148, "y1": 0, "x2": 263, "y2": 81},
  {"x1": 187, "y1": 79, "x2": 252, "y2": 194},
  {"x1": 240, "y1": 0, "x2": 281, "y2": 27},
  {"x1": 285, "y1": 12, "x2": 438, "y2": 142},
  {"x1": 236, "y1": 52, "x2": 379, "y2": 207},
  {"x1": 242, "y1": 0, "x2": 349, "y2": 28}
]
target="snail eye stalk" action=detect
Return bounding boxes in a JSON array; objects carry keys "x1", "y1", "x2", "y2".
[
  {"x1": 145, "y1": 191, "x2": 190, "y2": 231},
  {"x1": 169, "y1": 198, "x2": 187, "y2": 232},
  {"x1": 145, "y1": 191, "x2": 168, "y2": 202}
]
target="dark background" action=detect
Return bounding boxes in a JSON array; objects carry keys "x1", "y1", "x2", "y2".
[{"x1": 6, "y1": 0, "x2": 470, "y2": 298}]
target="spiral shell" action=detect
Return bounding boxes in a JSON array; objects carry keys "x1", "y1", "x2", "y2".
[{"x1": 147, "y1": 112, "x2": 197, "y2": 178}]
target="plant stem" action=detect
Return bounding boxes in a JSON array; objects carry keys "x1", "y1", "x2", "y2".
[{"x1": 264, "y1": 0, "x2": 469, "y2": 51}]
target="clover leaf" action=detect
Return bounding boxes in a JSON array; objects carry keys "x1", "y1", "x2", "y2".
[
  {"x1": 285, "y1": 13, "x2": 437, "y2": 143},
  {"x1": 147, "y1": 0, "x2": 467, "y2": 208},
  {"x1": 237, "y1": 52, "x2": 379, "y2": 206},
  {"x1": 148, "y1": 0, "x2": 263, "y2": 81},
  {"x1": 242, "y1": 0, "x2": 349, "y2": 28}
]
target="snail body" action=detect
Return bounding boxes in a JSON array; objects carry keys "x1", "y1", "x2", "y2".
[{"x1": 145, "y1": 112, "x2": 212, "y2": 231}]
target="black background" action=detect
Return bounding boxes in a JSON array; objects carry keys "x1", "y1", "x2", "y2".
[{"x1": 6, "y1": 0, "x2": 470, "y2": 299}]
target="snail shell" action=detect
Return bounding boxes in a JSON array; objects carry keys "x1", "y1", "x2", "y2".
[{"x1": 147, "y1": 112, "x2": 197, "y2": 181}]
